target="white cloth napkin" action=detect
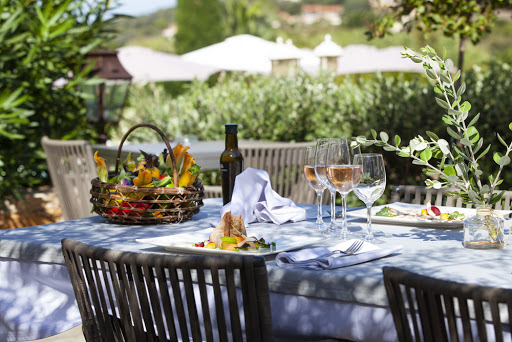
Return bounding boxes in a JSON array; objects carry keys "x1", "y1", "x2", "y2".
[
  {"x1": 275, "y1": 239, "x2": 403, "y2": 270},
  {"x1": 219, "y1": 167, "x2": 307, "y2": 226}
]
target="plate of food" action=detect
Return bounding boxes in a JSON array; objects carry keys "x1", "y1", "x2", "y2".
[
  {"x1": 349, "y1": 202, "x2": 511, "y2": 228},
  {"x1": 137, "y1": 211, "x2": 325, "y2": 255}
]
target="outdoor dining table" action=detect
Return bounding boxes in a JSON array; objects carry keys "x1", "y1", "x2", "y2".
[{"x1": 0, "y1": 198, "x2": 511, "y2": 342}]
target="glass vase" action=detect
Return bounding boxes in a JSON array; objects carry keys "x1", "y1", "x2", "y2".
[{"x1": 463, "y1": 207, "x2": 505, "y2": 249}]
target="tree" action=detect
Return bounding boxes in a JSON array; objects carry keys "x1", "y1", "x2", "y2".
[
  {"x1": 221, "y1": 0, "x2": 276, "y2": 38},
  {"x1": 0, "y1": 0, "x2": 116, "y2": 214},
  {"x1": 367, "y1": 0, "x2": 512, "y2": 75},
  {"x1": 174, "y1": 0, "x2": 225, "y2": 54}
]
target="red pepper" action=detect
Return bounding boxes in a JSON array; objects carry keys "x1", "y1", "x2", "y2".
[
  {"x1": 159, "y1": 174, "x2": 167, "y2": 180},
  {"x1": 107, "y1": 202, "x2": 150, "y2": 216}
]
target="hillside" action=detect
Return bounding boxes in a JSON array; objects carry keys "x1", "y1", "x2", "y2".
[
  {"x1": 106, "y1": 8, "x2": 176, "y2": 53},
  {"x1": 104, "y1": 2, "x2": 512, "y2": 69}
]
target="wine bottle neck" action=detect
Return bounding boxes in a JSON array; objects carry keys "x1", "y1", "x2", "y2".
[{"x1": 225, "y1": 133, "x2": 239, "y2": 150}]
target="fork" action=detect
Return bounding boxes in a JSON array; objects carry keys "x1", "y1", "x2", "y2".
[{"x1": 317, "y1": 240, "x2": 364, "y2": 259}]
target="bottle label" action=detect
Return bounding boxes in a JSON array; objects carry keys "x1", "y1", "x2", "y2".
[{"x1": 220, "y1": 161, "x2": 243, "y2": 205}]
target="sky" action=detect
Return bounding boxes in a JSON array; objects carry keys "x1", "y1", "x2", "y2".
[{"x1": 113, "y1": 0, "x2": 176, "y2": 16}]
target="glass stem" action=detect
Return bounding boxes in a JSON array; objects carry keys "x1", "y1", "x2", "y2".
[
  {"x1": 316, "y1": 191, "x2": 324, "y2": 225},
  {"x1": 341, "y1": 193, "x2": 348, "y2": 233},
  {"x1": 330, "y1": 190, "x2": 336, "y2": 229},
  {"x1": 366, "y1": 203, "x2": 373, "y2": 237}
]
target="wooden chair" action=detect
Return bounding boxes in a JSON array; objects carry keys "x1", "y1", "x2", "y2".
[
  {"x1": 205, "y1": 141, "x2": 319, "y2": 204},
  {"x1": 390, "y1": 185, "x2": 512, "y2": 210},
  {"x1": 61, "y1": 238, "x2": 273, "y2": 342},
  {"x1": 41, "y1": 136, "x2": 97, "y2": 221},
  {"x1": 383, "y1": 266, "x2": 512, "y2": 342}
]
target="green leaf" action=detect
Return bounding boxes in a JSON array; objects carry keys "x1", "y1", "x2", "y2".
[
  {"x1": 493, "y1": 152, "x2": 503, "y2": 164},
  {"x1": 380, "y1": 131, "x2": 389, "y2": 143},
  {"x1": 434, "y1": 83, "x2": 443, "y2": 94},
  {"x1": 460, "y1": 101, "x2": 471, "y2": 113},
  {"x1": 371, "y1": 129, "x2": 377, "y2": 139},
  {"x1": 453, "y1": 70, "x2": 461, "y2": 82},
  {"x1": 468, "y1": 113, "x2": 480, "y2": 127},
  {"x1": 499, "y1": 155, "x2": 511, "y2": 166},
  {"x1": 394, "y1": 135, "x2": 401, "y2": 147},
  {"x1": 440, "y1": 73, "x2": 451, "y2": 84},
  {"x1": 435, "y1": 97, "x2": 450, "y2": 109},
  {"x1": 447, "y1": 175, "x2": 459, "y2": 183},
  {"x1": 477, "y1": 144, "x2": 491, "y2": 161},
  {"x1": 420, "y1": 147, "x2": 432, "y2": 161},
  {"x1": 426, "y1": 131, "x2": 439, "y2": 141},
  {"x1": 460, "y1": 138, "x2": 472, "y2": 147},
  {"x1": 442, "y1": 115, "x2": 455, "y2": 125},
  {"x1": 447, "y1": 127, "x2": 461, "y2": 140},
  {"x1": 467, "y1": 126, "x2": 479, "y2": 143},
  {"x1": 356, "y1": 136, "x2": 367, "y2": 144},
  {"x1": 497, "y1": 133, "x2": 508, "y2": 148},
  {"x1": 509, "y1": 122, "x2": 512, "y2": 131},
  {"x1": 448, "y1": 108, "x2": 461, "y2": 116},
  {"x1": 489, "y1": 191, "x2": 505, "y2": 205},
  {"x1": 411, "y1": 56, "x2": 423, "y2": 63},
  {"x1": 383, "y1": 146, "x2": 396, "y2": 151},
  {"x1": 426, "y1": 69, "x2": 437, "y2": 80},
  {"x1": 456, "y1": 83, "x2": 466, "y2": 98},
  {"x1": 474, "y1": 138, "x2": 484, "y2": 154},
  {"x1": 423, "y1": 168, "x2": 439, "y2": 175},
  {"x1": 445, "y1": 59, "x2": 454, "y2": 71},
  {"x1": 444, "y1": 165, "x2": 456, "y2": 176},
  {"x1": 437, "y1": 139, "x2": 450, "y2": 155},
  {"x1": 412, "y1": 159, "x2": 427, "y2": 165},
  {"x1": 453, "y1": 146, "x2": 471, "y2": 162}
]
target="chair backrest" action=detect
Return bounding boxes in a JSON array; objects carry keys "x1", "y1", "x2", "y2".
[
  {"x1": 61, "y1": 238, "x2": 273, "y2": 342},
  {"x1": 390, "y1": 185, "x2": 512, "y2": 210},
  {"x1": 383, "y1": 266, "x2": 512, "y2": 342},
  {"x1": 41, "y1": 136, "x2": 97, "y2": 221},
  {"x1": 240, "y1": 141, "x2": 317, "y2": 204}
]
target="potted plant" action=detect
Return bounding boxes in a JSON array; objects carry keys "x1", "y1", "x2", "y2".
[{"x1": 356, "y1": 46, "x2": 511, "y2": 249}]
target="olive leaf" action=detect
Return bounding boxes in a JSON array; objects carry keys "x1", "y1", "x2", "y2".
[{"x1": 364, "y1": 46, "x2": 512, "y2": 208}]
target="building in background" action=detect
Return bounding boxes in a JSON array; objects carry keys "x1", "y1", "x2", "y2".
[{"x1": 301, "y1": 4, "x2": 343, "y2": 26}]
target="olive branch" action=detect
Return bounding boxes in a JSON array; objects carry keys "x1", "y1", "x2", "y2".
[{"x1": 356, "y1": 45, "x2": 512, "y2": 207}]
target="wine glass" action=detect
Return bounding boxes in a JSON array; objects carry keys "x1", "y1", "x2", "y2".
[
  {"x1": 303, "y1": 146, "x2": 326, "y2": 231},
  {"x1": 326, "y1": 139, "x2": 361, "y2": 239},
  {"x1": 315, "y1": 138, "x2": 341, "y2": 235},
  {"x1": 353, "y1": 153, "x2": 386, "y2": 243}
]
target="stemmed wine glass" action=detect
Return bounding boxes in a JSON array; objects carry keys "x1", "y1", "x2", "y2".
[
  {"x1": 303, "y1": 146, "x2": 326, "y2": 231},
  {"x1": 326, "y1": 139, "x2": 361, "y2": 239},
  {"x1": 315, "y1": 138, "x2": 341, "y2": 235},
  {"x1": 353, "y1": 153, "x2": 386, "y2": 243}
]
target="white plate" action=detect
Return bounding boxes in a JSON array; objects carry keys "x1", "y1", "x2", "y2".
[
  {"x1": 137, "y1": 229, "x2": 325, "y2": 256},
  {"x1": 349, "y1": 202, "x2": 512, "y2": 229}
]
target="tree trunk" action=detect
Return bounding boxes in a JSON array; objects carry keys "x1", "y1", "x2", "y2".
[{"x1": 456, "y1": 36, "x2": 467, "y2": 90}]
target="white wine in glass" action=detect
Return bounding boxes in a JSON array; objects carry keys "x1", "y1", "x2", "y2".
[
  {"x1": 326, "y1": 140, "x2": 361, "y2": 239},
  {"x1": 353, "y1": 153, "x2": 386, "y2": 243},
  {"x1": 303, "y1": 146, "x2": 326, "y2": 231}
]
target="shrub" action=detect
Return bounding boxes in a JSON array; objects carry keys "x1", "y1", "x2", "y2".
[
  {"x1": 113, "y1": 63, "x2": 512, "y2": 195},
  {"x1": 0, "y1": 0, "x2": 115, "y2": 208}
]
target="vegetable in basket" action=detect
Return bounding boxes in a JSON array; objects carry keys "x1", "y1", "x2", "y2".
[{"x1": 93, "y1": 143, "x2": 201, "y2": 188}]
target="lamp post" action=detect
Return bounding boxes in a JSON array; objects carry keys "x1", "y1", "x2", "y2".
[
  {"x1": 314, "y1": 34, "x2": 343, "y2": 73},
  {"x1": 84, "y1": 50, "x2": 132, "y2": 144}
]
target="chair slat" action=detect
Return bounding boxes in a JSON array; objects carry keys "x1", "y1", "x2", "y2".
[
  {"x1": 61, "y1": 238, "x2": 273, "y2": 342},
  {"x1": 384, "y1": 267, "x2": 512, "y2": 342}
]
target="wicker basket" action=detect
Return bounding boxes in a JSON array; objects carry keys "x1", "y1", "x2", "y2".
[{"x1": 90, "y1": 124, "x2": 204, "y2": 224}]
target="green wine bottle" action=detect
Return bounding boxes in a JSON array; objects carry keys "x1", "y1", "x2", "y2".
[{"x1": 220, "y1": 124, "x2": 244, "y2": 205}]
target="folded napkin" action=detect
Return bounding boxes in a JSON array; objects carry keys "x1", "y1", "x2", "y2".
[
  {"x1": 219, "y1": 167, "x2": 307, "y2": 226},
  {"x1": 275, "y1": 239, "x2": 403, "y2": 270}
]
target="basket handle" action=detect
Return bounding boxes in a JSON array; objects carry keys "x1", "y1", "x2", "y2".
[{"x1": 114, "y1": 123, "x2": 179, "y2": 186}]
